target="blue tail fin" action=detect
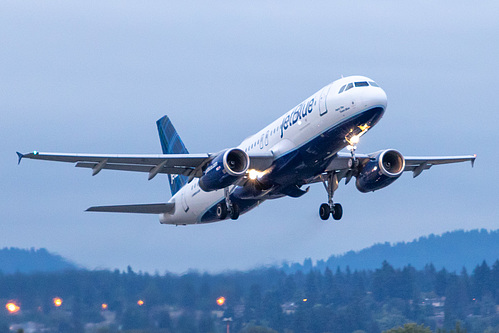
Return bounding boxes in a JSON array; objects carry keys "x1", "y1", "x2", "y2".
[{"x1": 156, "y1": 116, "x2": 189, "y2": 196}]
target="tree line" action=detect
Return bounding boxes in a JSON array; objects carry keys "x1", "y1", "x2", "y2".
[{"x1": 1, "y1": 260, "x2": 499, "y2": 333}]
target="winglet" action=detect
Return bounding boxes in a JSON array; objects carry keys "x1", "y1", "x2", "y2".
[
  {"x1": 471, "y1": 154, "x2": 477, "y2": 168},
  {"x1": 16, "y1": 152, "x2": 24, "y2": 165}
]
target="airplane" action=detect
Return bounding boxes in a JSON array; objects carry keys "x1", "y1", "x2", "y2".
[{"x1": 17, "y1": 75, "x2": 476, "y2": 225}]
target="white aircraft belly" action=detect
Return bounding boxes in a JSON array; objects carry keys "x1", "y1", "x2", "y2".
[{"x1": 161, "y1": 180, "x2": 225, "y2": 225}]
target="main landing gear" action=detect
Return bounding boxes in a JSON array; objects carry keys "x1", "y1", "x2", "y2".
[
  {"x1": 319, "y1": 172, "x2": 343, "y2": 221},
  {"x1": 216, "y1": 187, "x2": 240, "y2": 220}
]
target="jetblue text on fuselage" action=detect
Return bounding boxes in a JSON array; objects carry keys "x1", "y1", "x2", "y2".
[{"x1": 280, "y1": 98, "x2": 314, "y2": 138}]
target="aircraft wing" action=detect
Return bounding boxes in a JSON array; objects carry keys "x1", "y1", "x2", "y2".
[
  {"x1": 308, "y1": 151, "x2": 476, "y2": 184},
  {"x1": 16, "y1": 151, "x2": 275, "y2": 180},
  {"x1": 403, "y1": 155, "x2": 476, "y2": 177},
  {"x1": 17, "y1": 151, "x2": 211, "y2": 180}
]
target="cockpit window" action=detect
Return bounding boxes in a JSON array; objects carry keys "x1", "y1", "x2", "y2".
[
  {"x1": 354, "y1": 81, "x2": 369, "y2": 87},
  {"x1": 338, "y1": 85, "x2": 346, "y2": 94},
  {"x1": 345, "y1": 83, "x2": 354, "y2": 91},
  {"x1": 369, "y1": 81, "x2": 379, "y2": 87}
]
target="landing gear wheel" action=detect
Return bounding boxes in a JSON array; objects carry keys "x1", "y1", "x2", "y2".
[
  {"x1": 319, "y1": 203, "x2": 331, "y2": 220},
  {"x1": 319, "y1": 172, "x2": 345, "y2": 222},
  {"x1": 332, "y1": 203, "x2": 343, "y2": 220},
  {"x1": 216, "y1": 202, "x2": 228, "y2": 220},
  {"x1": 230, "y1": 203, "x2": 240, "y2": 220}
]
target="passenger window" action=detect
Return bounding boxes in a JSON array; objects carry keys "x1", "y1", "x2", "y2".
[
  {"x1": 355, "y1": 81, "x2": 369, "y2": 87},
  {"x1": 345, "y1": 83, "x2": 353, "y2": 91},
  {"x1": 338, "y1": 85, "x2": 346, "y2": 94}
]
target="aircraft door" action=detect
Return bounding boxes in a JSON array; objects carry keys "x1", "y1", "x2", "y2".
[{"x1": 319, "y1": 85, "x2": 331, "y2": 116}]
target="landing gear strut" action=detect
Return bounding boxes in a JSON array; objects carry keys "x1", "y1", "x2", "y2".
[
  {"x1": 216, "y1": 187, "x2": 240, "y2": 220},
  {"x1": 319, "y1": 172, "x2": 343, "y2": 221}
]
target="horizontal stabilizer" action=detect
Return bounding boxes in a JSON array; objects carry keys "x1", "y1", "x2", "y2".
[
  {"x1": 86, "y1": 203, "x2": 174, "y2": 214},
  {"x1": 16, "y1": 152, "x2": 24, "y2": 165}
]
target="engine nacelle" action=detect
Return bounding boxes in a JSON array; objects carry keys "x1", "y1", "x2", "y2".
[
  {"x1": 355, "y1": 149, "x2": 405, "y2": 193},
  {"x1": 199, "y1": 148, "x2": 250, "y2": 192}
]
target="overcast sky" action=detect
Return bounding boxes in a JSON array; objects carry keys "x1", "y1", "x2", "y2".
[{"x1": 1, "y1": 1, "x2": 498, "y2": 273}]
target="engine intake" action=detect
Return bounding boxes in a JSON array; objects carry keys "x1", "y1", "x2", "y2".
[
  {"x1": 199, "y1": 148, "x2": 250, "y2": 192},
  {"x1": 355, "y1": 149, "x2": 405, "y2": 193}
]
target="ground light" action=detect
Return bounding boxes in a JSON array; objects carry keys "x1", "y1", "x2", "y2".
[
  {"x1": 53, "y1": 298, "x2": 63, "y2": 307},
  {"x1": 216, "y1": 296, "x2": 226, "y2": 306},
  {"x1": 6, "y1": 302, "x2": 20, "y2": 314}
]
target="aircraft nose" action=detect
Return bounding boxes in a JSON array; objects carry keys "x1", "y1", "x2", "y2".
[
  {"x1": 377, "y1": 87, "x2": 388, "y2": 109},
  {"x1": 361, "y1": 85, "x2": 387, "y2": 110}
]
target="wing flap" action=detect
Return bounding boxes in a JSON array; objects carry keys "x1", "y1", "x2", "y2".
[
  {"x1": 86, "y1": 203, "x2": 175, "y2": 214},
  {"x1": 75, "y1": 162, "x2": 196, "y2": 176},
  {"x1": 19, "y1": 151, "x2": 210, "y2": 177}
]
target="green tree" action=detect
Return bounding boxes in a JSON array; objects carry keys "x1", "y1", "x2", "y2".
[
  {"x1": 472, "y1": 261, "x2": 491, "y2": 300},
  {"x1": 491, "y1": 260, "x2": 499, "y2": 303},
  {"x1": 383, "y1": 323, "x2": 432, "y2": 333},
  {"x1": 435, "y1": 269, "x2": 448, "y2": 297},
  {"x1": 198, "y1": 312, "x2": 215, "y2": 333},
  {"x1": 305, "y1": 271, "x2": 320, "y2": 305},
  {"x1": 262, "y1": 291, "x2": 284, "y2": 332},
  {"x1": 444, "y1": 274, "x2": 469, "y2": 328},
  {"x1": 245, "y1": 284, "x2": 263, "y2": 322},
  {"x1": 176, "y1": 311, "x2": 198, "y2": 333},
  {"x1": 282, "y1": 274, "x2": 296, "y2": 301},
  {"x1": 0, "y1": 322, "x2": 9, "y2": 333},
  {"x1": 373, "y1": 261, "x2": 396, "y2": 301},
  {"x1": 121, "y1": 307, "x2": 149, "y2": 330},
  {"x1": 239, "y1": 326, "x2": 278, "y2": 333},
  {"x1": 155, "y1": 309, "x2": 172, "y2": 330}
]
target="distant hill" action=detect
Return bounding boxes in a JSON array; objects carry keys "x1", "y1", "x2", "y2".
[
  {"x1": 0, "y1": 247, "x2": 78, "y2": 274},
  {"x1": 283, "y1": 229, "x2": 499, "y2": 273}
]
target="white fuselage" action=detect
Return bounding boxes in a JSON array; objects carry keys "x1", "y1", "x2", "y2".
[{"x1": 160, "y1": 75, "x2": 387, "y2": 225}]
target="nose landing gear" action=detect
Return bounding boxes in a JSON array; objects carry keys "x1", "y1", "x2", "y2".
[{"x1": 319, "y1": 172, "x2": 343, "y2": 221}]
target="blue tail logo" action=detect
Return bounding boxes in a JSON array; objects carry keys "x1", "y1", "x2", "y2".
[{"x1": 156, "y1": 116, "x2": 189, "y2": 196}]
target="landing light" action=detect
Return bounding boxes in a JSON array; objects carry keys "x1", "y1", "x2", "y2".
[
  {"x1": 349, "y1": 135, "x2": 360, "y2": 145},
  {"x1": 345, "y1": 124, "x2": 370, "y2": 147},
  {"x1": 248, "y1": 169, "x2": 265, "y2": 180}
]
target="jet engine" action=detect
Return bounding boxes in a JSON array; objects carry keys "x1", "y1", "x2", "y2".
[
  {"x1": 355, "y1": 149, "x2": 405, "y2": 193},
  {"x1": 199, "y1": 148, "x2": 250, "y2": 191}
]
